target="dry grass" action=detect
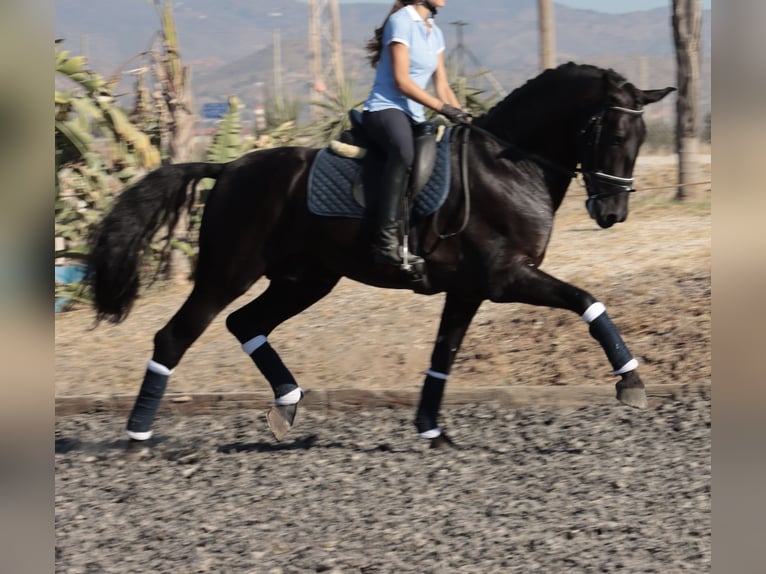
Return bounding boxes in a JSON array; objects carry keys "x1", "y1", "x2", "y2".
[{"x1": 55, "y1": 159, "x2": 711, "y2": 396}]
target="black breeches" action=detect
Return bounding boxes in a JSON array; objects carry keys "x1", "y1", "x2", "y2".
[{"x1": 363, "y1": 108, "x2": 416, "y2": 167}]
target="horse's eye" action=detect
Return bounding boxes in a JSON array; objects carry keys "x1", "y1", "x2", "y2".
[{"x1": 611, "y1": 135, "x2": 625, "y2": 146}]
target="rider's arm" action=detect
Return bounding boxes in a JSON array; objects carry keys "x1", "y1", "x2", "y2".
[
  {"x1": 433, "y1": 52, "x2": 461, "y2": 109},
  {"x1": 390, "y1": 41, "x2": 448, "y2": 113}
]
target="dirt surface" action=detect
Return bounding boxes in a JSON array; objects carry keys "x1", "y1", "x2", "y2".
[
  {"x1": 55, "y1": 158, "x2": 711, "y2": 399},
  {"x1": 55, "y1": 398, "x2": 711, "y2": 573},
  {"x1": 55, "y1": 159, "x2": 711, "y2": 573}
]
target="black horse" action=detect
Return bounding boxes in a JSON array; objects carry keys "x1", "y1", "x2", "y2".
[{"x1": 89, "y1": 62, "x2": 674, "y2": 447}]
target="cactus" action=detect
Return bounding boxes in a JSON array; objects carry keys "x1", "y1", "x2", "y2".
[
  {"x1": 205, "y1": 96, "x2": 249, "y2": 164},
  {"x1": 304, "y1": 80, "x2": 360, "y2": 147},
  {"x1": 147, "y1": 0, "x2": 195, "y2": 163},
  {"x1": 55, "y1": 44, "x2": 161, "y2": 171},
  {"x1": 55, "y1": 41, "x2": 163, "y2": 310},
  {"x1": 55, "y1": 1, "x2": 200, "y2": 308}
]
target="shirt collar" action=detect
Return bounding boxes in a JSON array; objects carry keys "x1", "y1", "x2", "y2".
[{"x1": 404, "y1": 5, "x2": 433, "y2": 24}]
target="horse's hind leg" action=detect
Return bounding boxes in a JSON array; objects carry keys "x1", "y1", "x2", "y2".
[
  {"x1": 225, "y1": 270, "x2": 340, "y2": 439},
  {"x1": 126, "y1": 283, "x2": 246, "y2": 440},
  {"x1": 416, "y1": 293, "x2": 482, "y2": 448}
]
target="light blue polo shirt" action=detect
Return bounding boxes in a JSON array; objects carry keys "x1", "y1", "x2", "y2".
[{"x1": 363, "y1": 5, "x2": 446, "y2": 123}]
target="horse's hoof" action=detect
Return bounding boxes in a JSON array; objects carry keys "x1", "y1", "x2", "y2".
[
  {"x1": 430, "y1": 433, "x2": 455, "y2": 449},
  {"x1": 616, "y1": 372, "x2": 647, "y2": 409},
  {"x1": 266, "y1": 403, "x2": 299, "y2": 442},
  {"x1": 617, "y1": 386, "x2": 648, "y2": 409},
  {"x1": 125, "y1": 439, "x2": 152, "y2": 459}
]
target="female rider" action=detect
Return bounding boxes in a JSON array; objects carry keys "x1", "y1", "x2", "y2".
[{"x1": 363, "y1": 0, "x2": 470, "y2": 266}]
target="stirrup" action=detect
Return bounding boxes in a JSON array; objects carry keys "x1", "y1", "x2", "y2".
[
  {"x1": 372, "y1": 243, "x2": 424, "y2": 268},
  {"x1": 399, "y1": 244, "x2": 424, "y2": 270}
]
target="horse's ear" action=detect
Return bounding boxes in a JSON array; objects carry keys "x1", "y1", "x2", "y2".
[{"x1": 639, "y1": 87, "x2": 676, "y2": 105}]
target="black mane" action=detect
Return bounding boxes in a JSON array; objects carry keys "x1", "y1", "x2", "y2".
[{"x1": 473, "y1": 62, "x2": 629, "y2": 138}]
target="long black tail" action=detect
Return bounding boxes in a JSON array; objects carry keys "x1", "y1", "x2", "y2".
[{"x1": 88, "y1": 162, "x2": 226, "y2": 323}]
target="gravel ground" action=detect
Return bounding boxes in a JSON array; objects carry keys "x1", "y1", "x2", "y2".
[
  {"x1": 56, "y1": 391, "x2": 710, "y2": 573},
  {"x1": 55, "y1": 159, "x2": 710, "y2": 573}
]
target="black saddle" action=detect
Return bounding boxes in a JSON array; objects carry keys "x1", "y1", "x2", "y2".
[{"x1": 339, "y1": 109, "x2": 439, "y2": 201}]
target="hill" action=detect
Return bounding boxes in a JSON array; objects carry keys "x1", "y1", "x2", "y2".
[{"x1": 55, "y1": 0, "x2": 711, "y2": 119}]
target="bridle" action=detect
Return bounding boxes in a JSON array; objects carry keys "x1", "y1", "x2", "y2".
[
  {"x1": 431, "y1": 101, "x2": 646, "y2": 239},
  {"x1": 578, "y1": 105, "x2": 645, "y2": 205}
]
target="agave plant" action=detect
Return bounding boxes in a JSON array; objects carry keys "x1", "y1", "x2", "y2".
[
  {"x1": 304, "y1": 79, "x2": 363, "y2": 147},
  {"x1": 454, "y1": 71, "x2": 498, "y2": 118},
  {"x1": 205, "y1": 96, "x2": 251, "y2": 164},
  {"x1": 55, "y1": 0, "x2": 199, "y2": 308},
  {"x1": 55, "y1": 44, "x2": 161, "y2": 174},
  {"x1": 145, "y1": 0, "x2": 195, "y2": 164},
  {"x1": 55, "y1": 41, "x2": 163, "y2": 309},
  {"x1": 55, "y1": 42, "x2": 162, "y2": 241}
]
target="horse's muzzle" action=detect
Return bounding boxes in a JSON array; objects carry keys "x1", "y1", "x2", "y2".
[{"x1": 586, "y1": 196, "x2": 628, "y2": 228}]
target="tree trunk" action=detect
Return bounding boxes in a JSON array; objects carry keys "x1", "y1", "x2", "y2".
[
  {"x1": 328, "y1": 0, "x2": 345, "y2": 91},
  {"x1": 308, "y1": 0, "x2": 325, "y2": 120},
  {"x1": 169, "y1": 65, "x2": 194, "y2": 163},
  {"x1": 155, "y1": 0, "x2": 195, "y2": 280},
  {"x1": 538, "y1": 0, "x2": 556, "y2": 71},
  {"x1": 672, "y1": 0, "x2": 702, "y2": 201}
]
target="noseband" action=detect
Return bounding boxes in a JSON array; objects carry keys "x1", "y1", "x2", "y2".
[
  {"x1": 579, "y1": 105, "x2": 645, "y2": 202},
  {"x1": 460, "y1": 101, "x2": 646, "y2": 220}
]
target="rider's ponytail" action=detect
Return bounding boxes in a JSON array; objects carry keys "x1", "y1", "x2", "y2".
[{"x1": 365, "y1": 1, "x2": 407, "y2": 68}]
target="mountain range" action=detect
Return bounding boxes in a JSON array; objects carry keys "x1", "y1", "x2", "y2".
[{"x1": 55, "y1": 0, "x2": 711, "y2": 119}]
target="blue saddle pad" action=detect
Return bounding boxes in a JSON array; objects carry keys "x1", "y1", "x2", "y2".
[{"x1": 307, "y1": 127, "x2": 453, "y2": 220}]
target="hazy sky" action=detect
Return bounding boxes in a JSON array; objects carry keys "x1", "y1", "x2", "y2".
[
  {"x1": 340, "y1": 0, "x2": 713, "y2": 12},
  {"x1": 553, "y1": 0, "x2": 711, "y2": 11}
]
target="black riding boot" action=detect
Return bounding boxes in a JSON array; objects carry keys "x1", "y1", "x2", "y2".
[{"x1": 372, "y1": 161, "x2": 424, "y2": 266}]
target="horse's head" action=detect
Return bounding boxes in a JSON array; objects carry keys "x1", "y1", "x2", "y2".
[{"x1": 580, "y1": 78, "x2": 675, "y2": 228}]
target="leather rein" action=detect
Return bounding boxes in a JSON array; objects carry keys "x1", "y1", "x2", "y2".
[
  {"x1": 431, "y1": 124, "x2": 472, "y2": 239},
  {"x1": 431, "y1": 105, "x2": 645, "y2": 240}
]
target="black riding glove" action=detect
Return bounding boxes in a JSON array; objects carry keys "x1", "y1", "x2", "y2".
[{"x1": 440, "y1": 104, "x2": 472, "y2": 125}]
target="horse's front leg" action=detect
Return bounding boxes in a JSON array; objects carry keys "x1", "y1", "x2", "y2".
[
  {"x1": 416, "y1": 292, "x2": 482, "y2": 448},
  {"x1": 491, "y1": 261, "x2": 646, "y2": 408}
]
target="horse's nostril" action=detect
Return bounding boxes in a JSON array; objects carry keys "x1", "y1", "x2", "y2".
[{"x1": 602, "y1": 214, "x2": 617, "y2": 228}]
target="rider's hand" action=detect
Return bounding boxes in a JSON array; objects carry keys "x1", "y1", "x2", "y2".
[{"x1": 440, "y1": 103, "x2": 473, "y2": 125}]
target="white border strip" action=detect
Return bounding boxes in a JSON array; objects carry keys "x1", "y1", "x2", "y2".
[
  {"x1": 613, "y1": 359, "x2": 639, "y2": 375},
  {"x1": 147, "y1": 360, "x2": 174, "y2": 376},
  {"x1": 581, "y1": 302, "x2": 606, "y2": 323},
  {"x1": 275, "y1": 387, "x2": 303, "y2": 406},
  {"x1": 419, "y1": 428, "x2": 442, "y2": 439},
  {"x1": 126, "y1": 429, "x2": 153, "y2": 441},
  {"x1": 242, "y1": 335, "x2": 268, "y2": 356},
  {"x1": 426, "y1": 370, "x2": 449, "y2": 380}
]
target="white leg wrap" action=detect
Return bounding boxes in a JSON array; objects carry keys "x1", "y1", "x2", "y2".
[
  {"x1": 126, "y1": 429, "x2": 153, "y2": 441},
  {"x1": 581, "y1": 302, "x2": 606, "y2": 323},
  {"x1": 613, "y1": 359, "x2": 639, "y2": 375},
  {"x1": 275, "y1": 387, "x2": 303, "y2": 406},
  {"x1": 419, "y1": 428, "x2": 442, "y2": 439},
  {"x1": 242, "y1": 335, "x2": 268, "y2": 356},
  {"x1": 426, "y1": 370, "x2": 449, "y2": 380},
  {"x1": 147, "y1": 360, "x2": 174, "y2": 376}
]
